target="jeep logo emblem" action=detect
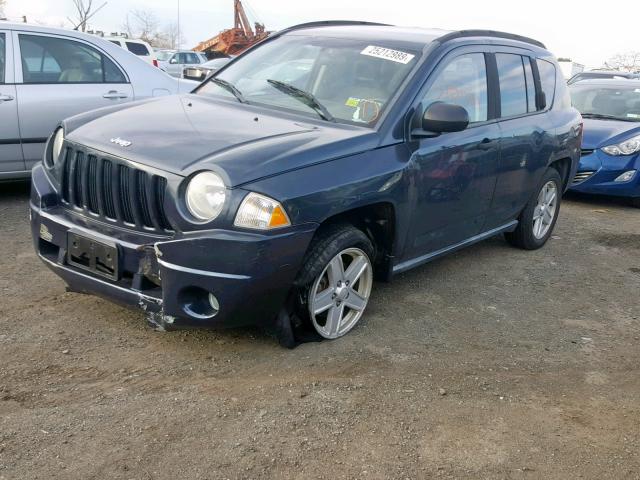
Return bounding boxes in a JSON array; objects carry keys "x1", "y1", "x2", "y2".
[{"x1": 110, "y1": 137, "x2": 132, "y2": 147}]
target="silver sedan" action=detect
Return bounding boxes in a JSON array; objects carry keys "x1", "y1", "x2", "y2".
[{"x1": 0, "y1": 23, "x2": 197, "y2": 180}]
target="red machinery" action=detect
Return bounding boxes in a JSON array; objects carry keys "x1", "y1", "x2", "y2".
[{"x1": 194, "y1": 0, "x2": 269, "y2": 58}]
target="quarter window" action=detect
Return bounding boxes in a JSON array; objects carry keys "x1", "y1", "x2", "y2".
[
  {"x1": 19, "y1": 34, "x2": 126, "y2": 84},
  {"x1": 422, "y1": 53, "x2": 488, "y2": 123},
  {"x1": 0, "y1": 33, "x2": 5, "y2": 84},
  {"x1": 523, "y1": 57, "x2": 537, "y2": 112},
  {"x1": 496, "y1": 53, "x2": 528, "y2": 117},
  {"x1": 537, "y1": 59, "x2": 557, "y2": 109}
]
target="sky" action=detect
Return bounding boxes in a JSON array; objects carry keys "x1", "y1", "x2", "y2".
[{"x1": 3, "y1": 0, "x2": 637, "y2": 68}]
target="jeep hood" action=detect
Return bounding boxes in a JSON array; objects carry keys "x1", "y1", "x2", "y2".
[{"x1": 66, "y1": 95, "x2": 378, "y2": 187}]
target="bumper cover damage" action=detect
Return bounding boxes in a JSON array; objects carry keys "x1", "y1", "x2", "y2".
[{"x1": 30, "y1": 164, "x2": 316, "y2": 330}]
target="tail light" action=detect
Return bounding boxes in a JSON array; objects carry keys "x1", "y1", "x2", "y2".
[{"x1": 153, "y1": 59, "x2": 159, "y2": 68}]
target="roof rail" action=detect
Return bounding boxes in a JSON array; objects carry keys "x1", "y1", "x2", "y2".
[
  {"x1": 277, "y1": 20, "x2": 391, "y2": 35},
  {"x1": 438, "y1": 29, "x2": 546, "y2": 49}
]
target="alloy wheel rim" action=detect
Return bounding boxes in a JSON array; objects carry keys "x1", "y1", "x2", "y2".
[
  {"x1": 533, "y1": 180, "x2": 558, "y2": 240},
  {"x1": 308, "y1": 248, "x2": 373, "y2": 339}
]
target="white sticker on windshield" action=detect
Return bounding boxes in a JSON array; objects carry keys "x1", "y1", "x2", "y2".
[{"x1": 361, "y1": 45, "x2": 415, "y2": 64}]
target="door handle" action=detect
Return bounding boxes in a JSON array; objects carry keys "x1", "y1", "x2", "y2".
[
  {"x1": 0, "y1": 94, "x2": 15, "y2": 102},
  {"x1": 478, "y1": 138, "x2": 496, "y2": 150},
  {"x1": 103, "y1": 91, "x2": 129, "y2": 99}
]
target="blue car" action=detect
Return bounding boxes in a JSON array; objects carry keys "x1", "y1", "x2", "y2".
[
  {"x1": 30, "y1": 22, "x2": 581, "y2": 345},
  {"x1": 569, "y1": 79, "x2": 640, "y2": 207}
]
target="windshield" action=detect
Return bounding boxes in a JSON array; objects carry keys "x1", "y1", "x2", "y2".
[
  {"x1": 156, "y1": 50, "x2": 175, "y2": 61},
  {"x1": 570, "y1": 83, "x2": 640, "y2": 121},
  {"x1": 203, "y1": 58, "x2": 231, "y2": 69},
  {"x1": 196, "y1": 34, "x2": 422, "y2": 126}
]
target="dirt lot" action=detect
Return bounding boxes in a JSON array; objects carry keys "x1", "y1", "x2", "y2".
[{"x1": 0, "y1": 181, "x2": 639, "y2": 480}]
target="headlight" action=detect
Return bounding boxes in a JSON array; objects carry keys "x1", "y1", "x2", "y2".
[
  {"x1": 185, "y1": 171, "x2": 227, "y2": 221},
  {"x1": 602, "y1": 134, "x2": 640, "y2": 156},
  {"x1": 234, "y1": 192, "x2": 291, "y2": 230},
  {"x1": 49, "y1": 128, "x2": 64, "y2": 166}
]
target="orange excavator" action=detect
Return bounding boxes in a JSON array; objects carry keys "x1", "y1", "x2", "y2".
[{"x1": 194, "y1": 0, "x2": 270, "y2": 58}]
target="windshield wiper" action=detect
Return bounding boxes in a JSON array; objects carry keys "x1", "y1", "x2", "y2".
[
  {"x1": 210, "y1": 77, "x2": 247, "y2": 104},
  {"x1": 266, "y1": 79, "x2": 335, "y2": 122},
  {"x1": 581, "y1": 113, "x2": 636, "y2": 122}
]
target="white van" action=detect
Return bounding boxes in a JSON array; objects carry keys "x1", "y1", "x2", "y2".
[{"x1": 105, "y1": 37, "x2": 158, "y2": 67}]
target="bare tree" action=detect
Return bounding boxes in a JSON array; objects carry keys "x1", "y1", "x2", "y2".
[
  {"x1": 603, "y1": 52, "x2": 640, "y2": 73},
  {"x1": 0, "y1": 0, "x2": 6, "y2": 19},
  {"x1": 70, "y1": 0, "x2": 94, "y2": 32},
  {"x1": 160, "y1": 22, "x2": 185, "y2": 50},
  {"x1": 122, "y1": 9, "x2": 162, "y2": 45}
]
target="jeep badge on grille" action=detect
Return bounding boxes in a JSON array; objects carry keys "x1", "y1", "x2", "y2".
[{"x1": 110, "y1": 137, "x2": 132, "y2": 147}]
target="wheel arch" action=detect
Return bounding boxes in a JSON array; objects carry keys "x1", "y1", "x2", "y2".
[{"x1": 310, "y1": 201, "x2": 397, "y2": 281}]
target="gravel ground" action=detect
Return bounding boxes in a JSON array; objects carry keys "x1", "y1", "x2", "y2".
[{"x1": 1, "y1": 181, "x2": 639, "y2": 480}]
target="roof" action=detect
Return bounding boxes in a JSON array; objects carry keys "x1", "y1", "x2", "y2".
[
  {"x1": 280, "y1": 22, "x2": 546, "y2": 50},
  {"x1": 570, "y1": 78, "x2": 640, "y2": 87}
]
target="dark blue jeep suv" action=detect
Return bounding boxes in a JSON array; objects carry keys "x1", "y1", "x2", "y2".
[{"x1": 30, "y1": 22, "x2": 582, "y2": 344}]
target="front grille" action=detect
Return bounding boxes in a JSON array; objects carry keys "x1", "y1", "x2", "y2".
[
  {"x1": 60, "y1": 146, "x2": 174, "y2": 233},
  {"x1": 572, "y1": 171, "x2": 596, "y2": 185},
  {"x1": 581, "y1": 149, "x2": 595, "y2": 156}
]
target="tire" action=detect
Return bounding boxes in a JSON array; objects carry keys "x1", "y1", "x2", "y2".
[
  {"x1": 294, "y1": 224, "x2": 375, "y2": 339},
  {"x1": 630, "y1": 197, "x2": 640, "y2": 209},
  {"x1": 505, "y1": 167, "x2": 563, "y2": 250}
]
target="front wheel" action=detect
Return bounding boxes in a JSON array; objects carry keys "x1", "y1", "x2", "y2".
[
  {"x1": 630, "y1": 197, "x2": 640, "y2": 209},
  {"x1": 505, "y1": 168, "x2": 562, "y2": 250},
  {"x1": 295, "y1": 225, "x2": 374, "y2": 339}
]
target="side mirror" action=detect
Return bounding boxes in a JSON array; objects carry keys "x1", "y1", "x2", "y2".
[
  {"x1": 420, "y1": 102, "x2": 469, "y2": 134},
  {"x1": 169, "y1": 58, "x2": 178, "y2": 64}
]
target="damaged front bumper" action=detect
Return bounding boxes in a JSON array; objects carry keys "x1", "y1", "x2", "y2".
[{"x1": 30, "y1": 164, "x2": 316, "y2": 330}]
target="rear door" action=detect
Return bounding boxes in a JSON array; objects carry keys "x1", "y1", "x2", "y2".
[
  {"x1": 14, "y1": 31, "x2": 134, "y2": 169},
  {"x1": 0, "y1": 30, "x2": 26, "y2": 174},
  {"x1": 485, "y1": 51, "x2": 557, "y2": 228}
]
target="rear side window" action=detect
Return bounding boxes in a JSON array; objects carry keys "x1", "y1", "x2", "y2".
[
  {"x1": 126, "y1": 42, "x2": 150, "y2": 56},
  {"x1": 537, "y1": 59, "x2": 557, "y2": 108},
  {"x1": 496, "y1": 53, "x2": 528, "y2": 117},
  {"x1": 0, "y1": 33, "x2": 5, "y2": 83},
  {"x1": 422, "y1": 53, "x2": 488, "y2": 123},
  {"x1": 185, "y1": 52, "x2": 200, "y2": 64},
  {"x1": 109, "y1": 40, "x2": 121, "y2": 46},
  {"x1": 19, "y1": 34, "x2": 126, "y2": 84}
]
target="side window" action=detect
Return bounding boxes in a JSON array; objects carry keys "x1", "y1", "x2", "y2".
[
  {"x1": 187, "y1": 53, "x2": 200, "y2": 64},
  {"x1": 523, "y1": 57, "x2": 537, "y2": 112},
  {"x1": 19, "y1": 34, "x2": 126, "y2": 84},
  {"x1": 0, "y1": 33, "x2": 5, "y2": 84},
  {"x1": 126, "y1": 42, "x2": 150, "y2": 56},
  {"x1": 177, "y1": 53, "x2": 187, "y2": 64},
  {"x1": 537, "y1": 59, "x2": 557, "y2": 109},
  {"x1": 496, "y1": 53, "x2": 528, "y2": 117},
  {"x1": 422, "y1": 53, "x2": 488, "y2": 123},
  {"x1": 109, "y1": 40, "x2": 121, "y2": 46}
]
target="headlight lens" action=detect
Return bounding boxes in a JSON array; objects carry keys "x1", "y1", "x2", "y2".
[
  {"x1": 234, "y1": 192, "x2": 291, "y2": 230},
  {"x1": 602, "y1": 134, "x2": 640, "y2": 156},
  {"x1": 50, "y1": 128, "x2": 64, "y2": 166},
  {"x1": 185, "y1": 171, "x2": 226, "y2": 221}
]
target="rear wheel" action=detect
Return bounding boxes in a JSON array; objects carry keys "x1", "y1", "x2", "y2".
[
  {"x1": 295, "y1": 225, "x2": 374, "y2": 339},
  {"x1": 505, "y1": 168, "x2": 562, "y2": 250}
]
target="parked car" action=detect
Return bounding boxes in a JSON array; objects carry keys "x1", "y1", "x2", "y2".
[
  {"x1": 568, "y1": 70, "x2": 640, "y2": 85},
  {"x1": 105, "y1": 36, "x2": 158, "y2": 67},
  {"x1": 0, "y1": 23, "x2": 197, "y2": 180},
  {"x1": 157, "y1": 49, "x2": 208, "y2": 78},
  {"x1": 568, "y1": 79, "x2": 640, "y2": 206},
  {"x1": 30, "y1": 22, "x2": 581, "y2": 345},
  {"x1": 183, "y1": 56, "x2": 233, "y2": 82}
]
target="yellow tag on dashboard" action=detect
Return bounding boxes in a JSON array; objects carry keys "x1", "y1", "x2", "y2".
[{"x1": 345, "y1": 97, "x2": 361, "y2": 107}]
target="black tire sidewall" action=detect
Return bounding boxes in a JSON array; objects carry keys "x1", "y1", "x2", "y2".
[
  {"x1": 294, "y1": 224, "x2": 374, "y2": 326},
  {"x1": 519, "y1": 168, "x2": 563, "y2": 249}
]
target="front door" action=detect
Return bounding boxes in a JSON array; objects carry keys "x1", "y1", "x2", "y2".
[
  {"x1": 0, "y1": 31, "x2": 26, "y2": 175},
  {"x1": 14, "y1": 32, "x2": 134, "y2": 169},
  {"x1": 405, "y1": 51, "x2": 500, "y2": 258}
]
